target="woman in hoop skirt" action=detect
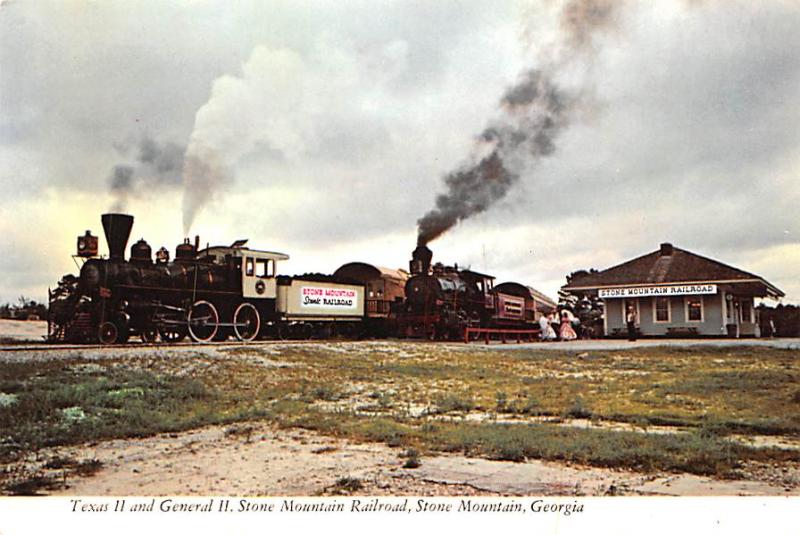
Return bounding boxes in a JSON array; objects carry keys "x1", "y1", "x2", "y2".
[{"x1": 559, "y1": 309, "x2": 578, "y2": 341}]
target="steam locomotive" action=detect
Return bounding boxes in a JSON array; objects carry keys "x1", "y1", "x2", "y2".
[
  {"x1": 48, "y1": 213, "x2": 364, "y2": 343},
  {"x1": 395, "y1": 245, "x2": 536, "y2": 339}
]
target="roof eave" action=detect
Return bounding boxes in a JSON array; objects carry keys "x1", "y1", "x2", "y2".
[{"x1": 564, "y1": 278, "x2": 783, "y2": 295}]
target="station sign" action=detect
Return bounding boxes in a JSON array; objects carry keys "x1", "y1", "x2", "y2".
[
  {"x1": 300, "y1": 286, "x2": 358, "y2": 309},
  {"x1": 599, "y1": 284, "x2": 717, "y2": 299}
]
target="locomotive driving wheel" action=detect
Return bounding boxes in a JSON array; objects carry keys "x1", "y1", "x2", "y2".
[
  {"x1": 233, "y1": 303, "x2": 260, "y2": 342},
  {"x1": 187, "y1": 300, "x2": 220, "y2": 343}
]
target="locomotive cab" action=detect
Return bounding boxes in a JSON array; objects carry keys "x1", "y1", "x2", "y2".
[{"x1": 199, "y1": 243, "x2": 289, "y2": 300}]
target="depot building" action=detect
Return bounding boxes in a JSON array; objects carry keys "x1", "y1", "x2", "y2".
[{"x1": 562, "y1": 243, "x2": 784, "y2": 338}]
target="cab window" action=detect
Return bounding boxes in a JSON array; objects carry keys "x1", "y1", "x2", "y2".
[
  {"x1": 245, "y1": 257, "x2": 254, "y2": 277},
  {"x1": 255, "y1": 259, "x2": 274, "y2": 278}
]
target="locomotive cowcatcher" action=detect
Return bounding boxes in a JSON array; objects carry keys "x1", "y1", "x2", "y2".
[{"x1": 48, "y1": 213, "x2": 289, "y2": 344}]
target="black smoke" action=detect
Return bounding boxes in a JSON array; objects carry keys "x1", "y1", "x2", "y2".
[
  {"x1": 416, "y1": 0, "x2": 621, "y2": 246},
  {"x1": 417, "y1": 69, "x2": 573, "y2": 245}
]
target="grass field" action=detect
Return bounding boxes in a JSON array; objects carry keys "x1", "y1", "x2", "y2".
[{"x1": 1, "y1": 342, "x2": 799, "y2": 491}]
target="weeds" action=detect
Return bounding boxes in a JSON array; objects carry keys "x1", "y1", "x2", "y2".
[
  {"x1": 434, "y1": 392, "x2": 475, "y2": 414},
  {"x1": 0, "y1": 362, "x2": 221, "y2": 464},
  {"x1": 328, "y1": 477, "x2": 363, "y2": 494},
  {"x1": 564, "y1": 396, "x2": 592, "y2": 419},
  {"x1": 400, "y1": 448, "x2": 421, "y2": 469},
  {"x1": 306, "y1": 385, "x2": 342, "y2": 402}
]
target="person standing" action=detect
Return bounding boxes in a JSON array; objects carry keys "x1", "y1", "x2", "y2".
[
  {"x1": 538, "y1": 313, "x2": 550, "y2": 341},
  {"x1": 626, "y1": 304, "x2": 638, "y2": 341},
  {"x1": 559, "y1": 309, "x2": 578, "y2": 341},
  {"x1": 550, "y1": 311, "x2": 561, "y2": 340}
]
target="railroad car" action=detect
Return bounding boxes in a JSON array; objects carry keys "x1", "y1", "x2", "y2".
[{"x1": 332, "y1": 262, "x2": 409, "y2": 336}]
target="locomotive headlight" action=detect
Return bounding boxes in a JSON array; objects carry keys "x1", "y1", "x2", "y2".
[{"x1": 119, "y1": 300, "x2": 129, "y2": 310}]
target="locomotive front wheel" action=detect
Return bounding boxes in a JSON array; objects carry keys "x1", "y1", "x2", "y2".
[
  {"x1": 233, "y1": 303, "x2": 260, "y2": 342},
  {"x1": 97, "y1": 322, "x2": 118, "y2": 345},
  {"x1": 187, "y1": 300, "x2": 220, "y2": 343},
  {"x1": 140, "y1": 328, "x2": 158, "y2": 344}
]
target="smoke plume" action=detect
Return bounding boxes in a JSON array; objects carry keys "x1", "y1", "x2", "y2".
[
  {"x1": 181, "y1": 142, "x2": 228, "y2": 234},
  {"x1": 416, "y1": 0, "x2": 622, "y2": 246},
  {"x1": 108, "y1": 136, "x2": 185, "y2": 212}
]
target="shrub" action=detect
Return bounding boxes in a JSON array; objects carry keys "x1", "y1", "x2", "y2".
[
  {"x1": 331, "y1": 477, "x2": 363, "y2": 493},
  {"x1": 564, "y1": 396, "x2": 592, "y2": 419},
  {"x1": 434, "y1": 393, "x2": 474, "y2": 414},
  {"x1": 401, "y1": 448, "x2": 421, "y2": 469}
]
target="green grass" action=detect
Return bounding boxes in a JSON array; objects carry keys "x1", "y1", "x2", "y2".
[
  {"x1": 263, "y1": 403, "x2": 799, "y2": 477},
  {"x1": 0, "y1": 361, "x2": 263, "y2": 464}
]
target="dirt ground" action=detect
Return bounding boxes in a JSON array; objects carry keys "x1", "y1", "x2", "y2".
[
  {"x1": 0, "y1": 319, "x2": 46, "y2": 342},
  {"x1": 0, "y1": 422, "x2": 781, "y2": 496}
]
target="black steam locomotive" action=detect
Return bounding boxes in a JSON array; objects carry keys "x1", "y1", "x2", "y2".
[
  {"x1": 395, "y1": 245, "x2": 534, "y2": 339},
  {"x1": 48, "y1": 213, "x2": 364, "y2": 344}
]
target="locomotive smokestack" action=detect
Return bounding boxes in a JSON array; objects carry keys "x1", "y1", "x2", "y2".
[
  {"x1": 101, "y1": 213, "x2": 134, "y2": 261},
  {"x1": 410, "y1": 245, "x2": 433, "y2": 275}
]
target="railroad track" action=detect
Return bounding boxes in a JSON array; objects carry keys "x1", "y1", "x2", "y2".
[{"x1": 0, "y1": 338, "x2": 381, "y2": 352}]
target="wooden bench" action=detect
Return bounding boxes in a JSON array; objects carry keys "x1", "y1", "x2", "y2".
[{"x1": 666, "y1": 327, "x2": 699, "y2": 337}]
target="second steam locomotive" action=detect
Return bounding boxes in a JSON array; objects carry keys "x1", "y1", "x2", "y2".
[{"x1": 48, "y1": 213, "x2": 551, "y2": 344}]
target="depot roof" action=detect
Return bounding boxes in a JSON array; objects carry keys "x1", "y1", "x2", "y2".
[{"x1": 562, "y1": 243, "x2": 783, "y2": 299}]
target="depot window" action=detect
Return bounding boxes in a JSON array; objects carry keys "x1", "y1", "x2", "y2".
[
  {"x1": 685, "y1": 297, "x2": 704, "y2": 322},
  {"x1": 654, "y1": 297, "x2": 671, "y2": 323}
]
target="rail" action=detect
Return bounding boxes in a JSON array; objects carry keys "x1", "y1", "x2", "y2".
[{"x1": 464, "y1": 327, "x2": 540, "y2": 344}]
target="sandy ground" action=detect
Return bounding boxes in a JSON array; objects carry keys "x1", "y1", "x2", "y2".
[
  {"x1": 0, "y1": 319, "x2": 47, "y2": 342},
  {"x1": 2, "y1": 422, "x2": 782, "y2": 497}
]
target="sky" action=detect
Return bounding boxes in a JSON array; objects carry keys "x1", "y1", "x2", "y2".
[{"x1": 0, "y1": 0, "x2": 798, "y2": 305}]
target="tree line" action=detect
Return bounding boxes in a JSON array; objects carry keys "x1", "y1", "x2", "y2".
[{"x1": 0, "y1": 296, "x2": 48, "y2": 320}]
